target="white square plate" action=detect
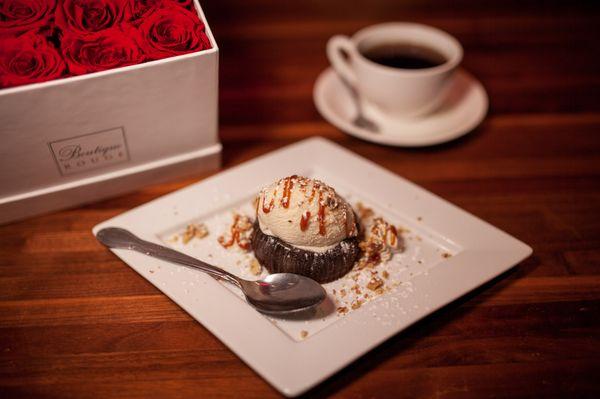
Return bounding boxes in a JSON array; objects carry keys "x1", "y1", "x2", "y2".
[{"x1": 93, "y1": 137, "x2": 531, "y2": 397}]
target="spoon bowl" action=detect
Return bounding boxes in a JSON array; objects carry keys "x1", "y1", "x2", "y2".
[
  {"x1": 240, "y1": 273, "x2": 326, "y2": 313},
  {"x1": 96, "y1": 227, "x2": 326, "y2": 314}
]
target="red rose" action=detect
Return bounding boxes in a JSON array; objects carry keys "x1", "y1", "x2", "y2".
[
  {"x1": 0, "y1": 0, "x2": 56, "y2": 37},
  {"x1": 56, "y1": 0, "x2": 127, "y2": 36},
  {"x1": 137, "y1": 5, "x2": 210, "y2": 60},
  {"x1": 127, "y1": 0, "x2": 192, "y2": 20},
  {"x1": 0, "y1": 32, "x2": 66, "y2": 88},
  {"x1": 61, "y1": 25, "x2": 145, "y2": 75}
]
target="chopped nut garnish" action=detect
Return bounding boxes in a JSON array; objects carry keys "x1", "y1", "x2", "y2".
[
  {"x1": 351, "y1": 300, "x2": 363, "y2": 310},
  {"x1": 181, "y1": 223, "x2": 209, "y2": 244},
  {"x1": 367, "y1": 276, "x2": 384, "y2": 291},
  {"x1": 382, "y1": 270, "x2": 389, "y2": 279},
  {"x1": 337, "y1": 306, "x2": 349, "y2": 315},
  {"x1": 356, "y1": 202, "x2": 374, "y2": 221},
  {"x1": 249, "y1": 258, "x2": 262, "y2": 275},
  {"x1": 300, "y1": 330, "x2": 308, "y2": 339},
  {"x1": 149, "y1": 270, "x2": 154, "y2": 274},
  {"x1": 442, "y1": 252, "x2": 451, "y2": 258},
  {"x1": 340, "y1": 289, "x2": 347, "y2": 297},
  {"x1": 218, "y1": 213, "x2": 253, "y2": 251},
  {"x1": 355, "y1": 217, "x2": 402, "y2": 270},
  {"x1": 351, "y1": 285, "x2": 362, "y2": 295}
]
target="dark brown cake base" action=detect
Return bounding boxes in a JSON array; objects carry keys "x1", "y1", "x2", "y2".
[{"x1": 251, "y1": 221, "x2": 360, "y2": 283}]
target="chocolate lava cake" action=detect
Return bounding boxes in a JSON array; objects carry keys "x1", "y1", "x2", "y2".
[{"x1": 251, "y1": 175, "x2": 360, "y2": 283}]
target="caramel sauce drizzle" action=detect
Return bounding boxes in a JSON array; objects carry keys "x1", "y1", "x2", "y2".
[
  {"x1": 317, "y1": 192, "x2": 326, "y2": 235},
  {"x1": 217, "y1": 214, "x2": 251, "y2": 250},
  {"x1": 281, "y1": 175, "x2": 296, "y2": 208},
  {"x1": 300, "y1": 211, "x2": 311, "y2": 231},
  {"x1": 261, "y1": 190, "x2": 275, "y2": 213},
  {"x1": 308, "y1": 183, "x2": 319, "y2": 203},
  {"x1": 218, "y1": 233, "x2": 236, "y2": 248}
]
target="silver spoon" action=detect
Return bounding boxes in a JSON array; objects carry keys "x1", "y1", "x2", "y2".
[
  {"x1": 96, "y1": 227, "x2": 327, "y2": 314},
  {"x1": 341, "y1": 77, "x2": 379, "y2": 133}
]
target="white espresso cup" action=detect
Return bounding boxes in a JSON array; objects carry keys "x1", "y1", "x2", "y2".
[{"x1": 327, "y1": 22, "x2": 463, "y2": 118}]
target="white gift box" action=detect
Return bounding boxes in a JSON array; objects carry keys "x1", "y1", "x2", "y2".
[{"x1": 0, "y1": 2, "x2": 220, "y2": 225}]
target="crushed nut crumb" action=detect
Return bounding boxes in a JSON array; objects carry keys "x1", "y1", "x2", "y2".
[
  {"x1": 337, "y1": 306, "x2": 349, "y2": 315},
  {"x1": 356, "y1": 202, "x2": 374, "y2": 221},
  {"x1": 442, "y1": 252, "x2": 451, "y2": 258},
  {"x1": 300, "y1": 330, "x2": 308, "y2": 339},
  {"x1": 181, "y1": 223, "x2": 209, "y2": 244},
  {"x1": 249, "y1": 258, "x2": 262, "y2": 275},
  {"x1": 367, "y1": 276, "x2": 384, "y2": 291}
]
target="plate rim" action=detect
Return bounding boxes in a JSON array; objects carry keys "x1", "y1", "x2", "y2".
[{"x1": 93, "y1": 137, "x2": 531, "y2": 396}]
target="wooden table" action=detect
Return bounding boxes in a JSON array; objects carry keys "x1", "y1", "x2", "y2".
[{"x1": 1, "y1": 1, "x2": 599, "y2": 397}]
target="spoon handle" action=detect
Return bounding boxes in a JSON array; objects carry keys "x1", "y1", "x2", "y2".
[{"x1": 96, "y1": 227, "x2": 241, "y2": 286}]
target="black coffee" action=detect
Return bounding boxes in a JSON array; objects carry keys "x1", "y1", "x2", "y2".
[{"x1": 362, "y1": 43, "x2": 447, "y2": 69}]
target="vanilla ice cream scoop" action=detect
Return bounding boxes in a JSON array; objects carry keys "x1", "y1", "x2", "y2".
[{"x1": 256, "y1": 176, "x2": 357, "y2": 252}]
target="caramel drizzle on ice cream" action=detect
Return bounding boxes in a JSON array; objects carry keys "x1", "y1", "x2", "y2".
[
  {"x1": 317, "y1": 191, "x2": 326, "y2": 235},
  {"x1": 299, "y1": 183, "x2": 326, "y2": 234},
  {"x1": 262, "y1": 189, "x2": 275, "y2": 213},
  {"x1": 258, "y1": 176, "x2": 348, "y2": 237},
  {"x1": 300, "y1": 211, "x2": 311, "y2": 231},
  {"x1": 307, "y1": 183, "x2": 319, "y2": 203},
  {"x1": 281, "y1": 175, "x2": 296, "y2": 208}
]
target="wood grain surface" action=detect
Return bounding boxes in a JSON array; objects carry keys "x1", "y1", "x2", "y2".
[{"x1": 1, "y1": 1, "x2": 599, "y2": 398}]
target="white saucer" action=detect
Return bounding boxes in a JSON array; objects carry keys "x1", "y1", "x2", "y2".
[{"x1": 313, "y1": 67, "x2": 488, "y2": 147}]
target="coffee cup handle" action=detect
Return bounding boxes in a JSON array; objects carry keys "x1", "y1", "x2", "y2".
[{"x1": 327, "y1": 35, "x2": 359, "y2": 87}]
